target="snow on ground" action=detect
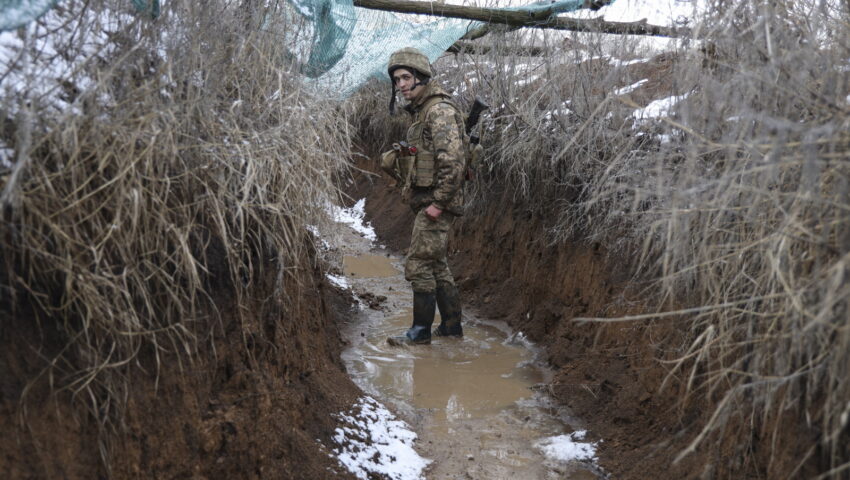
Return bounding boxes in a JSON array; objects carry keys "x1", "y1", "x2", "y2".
[
  {"x1": 632, "y1": 92, "x2": 691, "y2": 121},
  {"x1": 306, "y1": 224, "x2": 331, "y2": 250},
  {"x1": 563, "y1": 0, "x2": 705, "y2": 27},
  {"x1": 326, "y1": 273, "x2": 350, "y2": 289},
  {"x1": 330, "y1": 198, "x2": 377, "y2": 243},
  {"x1": 609, "y1": 57, "x2": 650, "y2": 67},
  {"x1": 614, "y1": 79, "x2": 648, "y2": 96},
  {"x1": 330, "y1": 396, "x2": 430, "y2": 480},
  {"x1": 535, "y1": 430, "x2": 599, "y2": 463}
]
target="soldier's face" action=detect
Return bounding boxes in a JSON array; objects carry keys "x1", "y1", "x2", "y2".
[{"x1": 392, "y1": 68, "x2": 422, "y2": 101}]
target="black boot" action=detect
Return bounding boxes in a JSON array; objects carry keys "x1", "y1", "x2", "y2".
[
  {"x1": 433, "y1": 283, "x2": 463, "y2": 337},
  {"x1": 387, "y1": 291, "x2": 436, "y2": 346}
]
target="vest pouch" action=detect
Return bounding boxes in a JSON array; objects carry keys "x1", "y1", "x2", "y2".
[
  {"x1": 470, "y1": 143, "x2": 483, "y2": 168},
  {"x1": 413, "y1": 152, "x2": 435, "y2": 187},
  {"x1": 381, "y1": 150, "x2": 399, "y2": 180},
  {"x1": 398, "y1": 155, "x2": 415, "y2": 185},
  {"x1": 464, "y1": 143, "x2": 484, "y2": 181}
]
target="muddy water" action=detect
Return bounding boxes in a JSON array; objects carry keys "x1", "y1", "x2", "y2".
[
  {"x1": 343, "y1": 254, "x2": 399, "y2": 278},
  {"x1": 339, "y1": 236, "x2": 602, "y2": 479}
]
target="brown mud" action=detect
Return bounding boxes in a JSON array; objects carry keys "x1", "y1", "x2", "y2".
[
  {"x1": 336, "y1": 217, "x2": 604, "y2": 479},
  {"x1": 348, "y1": 156, "x2": 822, "y2": 479},
  {"x1": 0, "y1": 245, "x2": 361, "y2": 479}
]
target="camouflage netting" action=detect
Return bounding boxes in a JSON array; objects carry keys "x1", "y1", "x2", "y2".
[
  {"x1": 1, "y1": 0, "x2": 595, "y2": 97},
  {"x1": 0, "y1": 0, "x2": 159, "y2": 30},
  {"x1": 285, "y1": 0, "x2": 589, "y2": 97}
]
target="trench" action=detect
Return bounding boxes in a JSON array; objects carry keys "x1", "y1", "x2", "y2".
[{"x1": 334, "y1": 211, "x2": 605, "y2": 479}]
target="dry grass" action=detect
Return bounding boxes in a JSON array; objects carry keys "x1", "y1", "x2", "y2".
[
  {"x1": 1, "y1": 0, "x2": 349, "y2": 437},
  {"x1": 354, "y1": 0, "x2": 849, "y2": 476}
]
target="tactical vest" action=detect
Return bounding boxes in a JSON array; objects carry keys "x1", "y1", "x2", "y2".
[{"x1": 401, "y1": 94, "x2": 465, "y2": 188}]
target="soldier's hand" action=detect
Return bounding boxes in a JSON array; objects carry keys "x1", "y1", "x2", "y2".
[{"x1": 424, "y1": 204, "x2": 443, "y2": 221}]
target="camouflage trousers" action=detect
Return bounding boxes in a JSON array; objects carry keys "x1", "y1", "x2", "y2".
[{"x1": 404, "y1": 208, "x2": 455, "y2": 293}]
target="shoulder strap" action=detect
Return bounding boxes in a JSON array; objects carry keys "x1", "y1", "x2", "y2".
[
  {"x1": 417, "y1": 95, "x2": 459, "y2": 122},
  {"x1": 416, "y1": 95, "x2": 464, "y2": 148}
]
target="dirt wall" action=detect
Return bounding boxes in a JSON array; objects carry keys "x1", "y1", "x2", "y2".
[
  {"x1": 350, "y1": 155, "x2": 824, "y2": 479},
  {"x1": 0, "y1": 246, "x2": 360, "y2": 479}
]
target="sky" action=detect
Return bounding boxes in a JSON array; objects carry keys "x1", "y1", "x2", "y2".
[{"x1": 563, "y1": 0, "x2": 705, "y2": 26}]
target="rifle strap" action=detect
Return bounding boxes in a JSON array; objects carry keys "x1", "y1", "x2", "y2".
[{"x1": 415, "y1": 94, "x2": 466, "y2": 151}]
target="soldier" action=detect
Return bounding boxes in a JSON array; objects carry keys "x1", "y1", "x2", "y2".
[{"x1": 383, "y1": 47, "x2": 466, "y2": 346}]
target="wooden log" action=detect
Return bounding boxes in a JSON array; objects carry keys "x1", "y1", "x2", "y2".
[
  {"x1": 352, "y1": 0, "x2": 691, "y2": 39},
  {"x1": 446, "y1": 40, "x2": 550, "y2": 57}
]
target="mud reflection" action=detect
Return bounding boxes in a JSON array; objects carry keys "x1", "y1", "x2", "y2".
[{"x1": 340, "y1": 252, "x2": 602, "y2": 479}]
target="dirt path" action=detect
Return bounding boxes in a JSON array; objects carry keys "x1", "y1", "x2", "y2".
[{"x1": 331, "y1": 210, "x2": 606, "y2": 480}]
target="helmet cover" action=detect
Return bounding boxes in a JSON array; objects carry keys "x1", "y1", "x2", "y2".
[{"x1": 387, "y1": 47, "x2": 432, "y2": 79}]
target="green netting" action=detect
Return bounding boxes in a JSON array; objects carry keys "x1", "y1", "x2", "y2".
[
  {"x1": 0, "y1": 0, "x2": 160, "y2": 31},
  {"x1": 287, "y1": 0, "x2": 589, "y2": 98},
  {"x1": 3, "y1": 0, "x2": 590, "y2": 97},
  {"x1": 0, "y1": 0, "x2": 58, "y2": 31},
  {"x1": 131, "y1": 0, "x2": 160, "y2": 19}
]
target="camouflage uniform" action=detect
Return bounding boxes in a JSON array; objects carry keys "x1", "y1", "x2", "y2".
[
  {"x1": 401, "y1": 82, "x2": 466, "y2": 293},
  {"x1": 385, "y1": 47, "x2": 466, "y2": 345}
]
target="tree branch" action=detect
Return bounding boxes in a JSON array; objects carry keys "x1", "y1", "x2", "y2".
[
  {"x1": 446, "y1": 40, "x2": 550, "y2": 57},
  {"x1": 352, "y1": 0, "x2": 691, "y2": 39}
]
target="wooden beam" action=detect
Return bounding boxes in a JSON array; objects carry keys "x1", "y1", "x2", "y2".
[{"x1": 352, "y1": 0, "x2": 691, "y2": 39}]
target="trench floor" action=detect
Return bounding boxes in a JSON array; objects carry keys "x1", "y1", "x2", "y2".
[{"x1": 335, "y1": 218, "x2": 604, "y2": 480}]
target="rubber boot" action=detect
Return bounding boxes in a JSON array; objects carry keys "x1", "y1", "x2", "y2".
[
  {"x1": 387, "y1": 291, "x2": 436, "y2": 346},
  {"x1": 433, "y1": 283, "x2": 463, "y2": 337}
]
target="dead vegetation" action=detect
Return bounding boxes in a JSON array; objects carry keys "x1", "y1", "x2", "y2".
[
  {"x1": 2, "y1": 0, "x2": 849, "y2": 477},
  {"x1": 1, "y1": 0, "x2": 349, "y2": 455},
  {"x1": 354, "y1": 0, "x2": 849, "y2": 476}
]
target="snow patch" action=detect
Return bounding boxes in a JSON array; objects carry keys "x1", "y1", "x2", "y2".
[
  {"x1": 535, "y1": 430, "x2": 599, "y2": 463},
  {"x1": 614, "y1": 79, "x2": 648, "y2": 96},
  {"x1": 330, "y1": 198, "x2": 376, "y2": 242},
  {"x1": 306, "y1": 224, "x2": 331, "y2": 250},
  {"x1": 326, "y1": 273, "x2": 349, "y2": 289},
  {"x1": 610, "y1": 57, "x2": 650, "y2": 67},
  {"x1": 632, "y1": 92, "x2": 691, "y2": 121},
  {"x1": 563, "y1": 0, "x2": 705, "y2": 28},
  {"x1": 330, "y1": 396, "x2": 429, "y2": 480}
]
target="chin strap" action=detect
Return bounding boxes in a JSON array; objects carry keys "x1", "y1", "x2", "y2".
[
  {"x1": 411, "y1": 77, "x2": 429, "y2": 90},
  {"x1": 389, "y1": 83, "x2": 397, "y2": 114}
]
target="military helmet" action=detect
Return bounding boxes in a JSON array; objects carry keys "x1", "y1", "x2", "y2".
[{"x1": 387, "y1": 47, "x2": 432, "y2": 79}]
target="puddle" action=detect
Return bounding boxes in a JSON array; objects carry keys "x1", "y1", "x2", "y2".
[
  {"x1": 338, "y1": 237, "x2": 605, "y2": 479},
  {"x1": 343, "y1": 254, "x2": 399, "y2": 278}
]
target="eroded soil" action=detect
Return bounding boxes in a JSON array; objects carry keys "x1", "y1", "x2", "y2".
[{"x1": 0, "y1": 245, "x2": 361, "y2": 480}]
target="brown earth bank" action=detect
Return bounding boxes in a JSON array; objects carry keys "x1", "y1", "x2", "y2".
[
  {"x1": 348, "y1": 153, "x2": 825, "y2": 480},
  {"x1": 0, "y1": 245, "x2": 360, "y2": 480}
]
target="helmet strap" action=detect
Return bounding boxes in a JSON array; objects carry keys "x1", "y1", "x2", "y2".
[
  {"x1": 389, "y1": 83, "x2": 397, "y2": 114},
  {"x1": 411, "y1": 72, "x2": 430, "y2": 90}
]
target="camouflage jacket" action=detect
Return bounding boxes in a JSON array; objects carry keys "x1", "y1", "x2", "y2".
[{"x1": 403, "y1": 82, "x2": 465, "y2": 216}]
